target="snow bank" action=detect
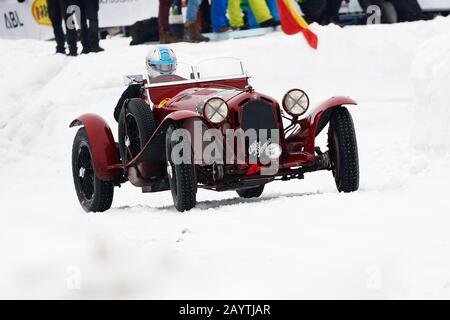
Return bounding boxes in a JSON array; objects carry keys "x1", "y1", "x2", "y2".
[
  {"x1": 1, "y1": 18, "x2": 450, "y2": 299},
  {"x1": 411, "y1": 32, "x2": 450, "y2": 154}
]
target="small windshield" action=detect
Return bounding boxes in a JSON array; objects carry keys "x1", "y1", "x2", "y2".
[
  {"x1": 147, "y1": 58, "x2": 246, "y2": 86},
  {"x1": 195, "y1": 57, "x2": 245, "y2": 80}
]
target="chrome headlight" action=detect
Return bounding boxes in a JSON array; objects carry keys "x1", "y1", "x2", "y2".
[
  {"x1": 282, "y1": 89, "x2": 309, "y2": 116},
  {"x1": 203, "y1": 98, "x2": 229, "y2": 124}
]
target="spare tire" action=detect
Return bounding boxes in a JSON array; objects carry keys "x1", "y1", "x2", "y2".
[
  {"x1": 118, "y1": 98, "x2": 156, "y2": 163},
  {"x1": 236, "y1": 185, "x2": 265, "y2": 199}
]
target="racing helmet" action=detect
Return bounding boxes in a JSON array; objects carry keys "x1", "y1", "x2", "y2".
[{"x1": 146, "y1": 46, "x2": 177, "y2": 79}]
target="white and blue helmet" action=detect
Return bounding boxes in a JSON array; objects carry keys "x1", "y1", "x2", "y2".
[{"x1": 146, "y1": 46, "x2": 177, "y2": 79}]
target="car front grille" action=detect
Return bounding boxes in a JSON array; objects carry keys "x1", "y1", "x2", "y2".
[{"x1": 240, "y1": 99, "x2": 278, "y2": 140}]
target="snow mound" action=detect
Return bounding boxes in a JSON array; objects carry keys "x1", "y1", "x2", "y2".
[
  {"x1": 1, "y1": 18, "x2": 450, "y2": 299},
  {"x1": 411, "y1": 32, "x2": 450, "y2": 154}
]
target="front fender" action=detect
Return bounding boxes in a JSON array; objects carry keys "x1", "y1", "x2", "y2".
[
  {"x1": 163, "y1": 110, "x2": 210, "y2": 123},
  {"x1": 126, "y1": 110, "x2": 211, "y2": 166},
  {"x1": 70, "y1": 113, "x2": 121, "y2": 181},
  {"x1": 302, "y1": 96, "x2": 357, "y2": 153}
]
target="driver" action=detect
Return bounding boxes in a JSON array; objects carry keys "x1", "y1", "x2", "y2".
[{"x1": 114, "y1": 45, "x2": 177, "y2": 122}]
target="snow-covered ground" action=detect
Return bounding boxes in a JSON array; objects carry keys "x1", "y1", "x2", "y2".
[{"x1": 1, "y1": 17, "x2": 450, "y2": 299}]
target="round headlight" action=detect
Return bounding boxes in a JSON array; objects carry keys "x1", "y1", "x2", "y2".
[
  {"x1": 203, "y1": 98, "x2": 229, "y2": 124},
  {"x1": 282, "y1": 89, "x2": 310, "y2": 116}
]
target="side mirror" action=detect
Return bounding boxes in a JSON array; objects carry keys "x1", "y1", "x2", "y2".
[{"x1": 123, "y1": 74, "x2": 144, "y2": 86}]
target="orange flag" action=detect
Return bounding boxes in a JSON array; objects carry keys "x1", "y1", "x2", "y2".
[{"x1": 276, "y1": 0, "x2": 318, "y2": 49}]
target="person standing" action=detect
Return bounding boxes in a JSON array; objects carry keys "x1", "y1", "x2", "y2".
[
  {"x1": 228, "y1": 0, "x2": 245, "y2": 29},
  {"x1": 78, "y1": 0, "x2": 104, "y2": 53},
  {"x1": 159, "y1": 0, "x2": 183, "y2": 43},
  {"x1": 200, "y1": 0, "x2": 213, "y2": 33},
  {"x1": 300, "y1": 0, "x2": 343, "y2": 25},
  {"x1": 211, "y1": 0, "x2": 231, "y2": 33},
  {"x1": 324, "y1": 0, "x2": 344, "y2": 24},
  {"x1": 47, "y1": 0, "x2": 78, "y2": 56},
  {"x1": 184, "y1": 0, "x2": 210, "y2": 42},
  {"x1": 248, "y1": 0, "x2": 278, "y2": 27}
]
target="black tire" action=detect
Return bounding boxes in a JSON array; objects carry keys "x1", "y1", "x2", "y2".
[
  {"x1": 236, "y1": 185, "x2": 265, "y2": 198},
  {"x1": 328, "y1": 107, "x2": 359, "y2": 193},
  {"x1": 72, "y1": 128, "x2": 114, "y2": 212},
  {"x1": 118, "y1": 98, "x2": 156, "y2": 163},
  {"x1": 382, "y1": 1, "x2": 398, "y2": 23},
  {"x1": 165, "y1": 124, "x2": 197, "y2": 212}
]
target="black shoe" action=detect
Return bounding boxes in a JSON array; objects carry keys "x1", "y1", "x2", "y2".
[
  {"x1": 260, "y1": 18, "x2": 278, "y2": 28},
  {"x1": 67, "y1": 50, "x2": 78, "y2": 57},
  {"x1": 81, "y1": 48, "x2": 91, "y2": 55},
  {"x1": 56, "y1": 48, "x2": 66, "y2": 55},
  {"x1": 90, "y1": 46, "x2": 105, "y2": 53}
]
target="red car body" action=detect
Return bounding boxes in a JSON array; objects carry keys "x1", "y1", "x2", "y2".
[{"x1": 71, "y1": 75, "x2": 356, "y2": 188}]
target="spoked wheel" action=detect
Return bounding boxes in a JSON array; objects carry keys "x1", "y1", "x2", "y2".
[
  {"x1": 123, "y1": 113, "x2": 142, "y2": 160},
  {"x1": 236, "y1": 185, "x2": 265, "y2": 198},
  {"x1": 118, "y1": 98, "x2": 156, "y2": 164},
  {"x1": 165, "y1": 124, "x2": 197, "y2": 212},
  {"x1": 72, "y1": 128, "x2": 114, "y2": 212},
  {"x1": 328, "y1": 107, "x2": 359, "y2": 193}
]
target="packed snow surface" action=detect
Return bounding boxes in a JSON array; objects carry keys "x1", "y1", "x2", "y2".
[{"x1": 1, "y1": 17, "x2": 450, "y2": 299}]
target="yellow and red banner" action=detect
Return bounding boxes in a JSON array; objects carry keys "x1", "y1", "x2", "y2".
[
  {"x1": 276, "y1": 0, "x2": 318, "y2": 49},
  {"x1": 32, "y1": 0, "x2": 52, "y2": 26}
]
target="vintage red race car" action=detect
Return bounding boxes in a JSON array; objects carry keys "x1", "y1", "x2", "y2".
[{"x1": 70, "y1": 58, "x2": 359, "y2": 212}]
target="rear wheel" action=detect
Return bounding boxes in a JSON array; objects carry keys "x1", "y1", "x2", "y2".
[
  {"x1": 328, "y1": 107, "x2": 359, "y2": 193},
  {"x1": 118, "y1": 98, "x2": 156, "y2": 163},
  {"x1": 165, "y1": 124, "x2": 197, "y2": 212},
  {"x1": 72, "y1": 128, "x2": 114, "y2": 212},
  {"x1": 236, "y1": 185, "x2": 265, "y2": 198}
]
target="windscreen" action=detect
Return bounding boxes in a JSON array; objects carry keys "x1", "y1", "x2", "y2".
[{"x1": 195, "y1": 58, "x2": 246, "y2": 80}]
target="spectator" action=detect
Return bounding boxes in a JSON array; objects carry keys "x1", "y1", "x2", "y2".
[
  {"x1": 78, "y1": 0, "x2": 104, "y2": 53},
  {"x1": 200, "y1": 0, "x2": 213, "y2": 33},
  {"x1": 211, "y1": 0, "x2": 231, "y2": 33},
  {"x1": 185, "y1": 0, "x2": 210, "y2": 42},
  {"x1": 325, "y1": 0, "x2": 344, "y2": 24},
  {"x1": 229, "y1": 0, "x2": 278, "y2": 29},
  {"x1": 266, "y1": 0, "x2": 280, "y2": 22},
  {"x1": 159, "y1": 0, "x2": 183, "y2": 43},
  {"x1": 47, "y1": 0, "x2": 78, "y2": 56},
  {"x1": 249, "y1": 0, "x2": 278, "y2": 27},
  {"x1": 300, "y1": 0, "x2": 343, "y2": 25},
  {"x1": 228, "y1": 0, "x2": 245, "y2": 29}
]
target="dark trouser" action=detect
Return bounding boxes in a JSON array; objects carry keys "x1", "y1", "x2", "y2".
[
  {"x1": 300, "y1": 0, "x2": 327, "y2": 24},
  {"x1": 47, "y1": 0, "x2": 78, "y2": 52},
  {"x1": 325, "y1": 0, "x2": 343, "y2": 22},
  {"x1": 358, "y1": 0, "x2": 425, "y2": 22},
  {"x1": 390, "y1": 0, "x2": 425, "y2": 22},
  {"x1": 159, "y1": 0, "x2": 172, "y2": 35},
  {"x1": 78, "y1": 0, "x2": 100, "y2": 50},
  {"x1": 200, "y1": 0, "x2": 212, "y2": 33}
]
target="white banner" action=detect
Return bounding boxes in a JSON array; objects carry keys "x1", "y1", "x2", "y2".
[
  {"x1": 0, "y1": 0, "x2": 159, "y2": 40},
  {"x1": 99, "y1": 0, "x2": 159, "y2": 28},
  {"x1": 0, "y1": 0, "x2": 54, "y2": 40}
]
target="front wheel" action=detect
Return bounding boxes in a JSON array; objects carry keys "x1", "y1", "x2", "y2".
[
  {"x1": 72, "y1": 128, "x2": 114, "y2": 212},
  {"x1": 328, "y1": 107, "x2": 359, "y2": 193},
  {"x1": 165, "y1": 124, "x2": 197, "y2": 212}
]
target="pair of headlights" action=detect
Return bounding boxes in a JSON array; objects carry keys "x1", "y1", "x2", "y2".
[{"x1": 203, "y1": 89, "x2": 310, "y2": 124}]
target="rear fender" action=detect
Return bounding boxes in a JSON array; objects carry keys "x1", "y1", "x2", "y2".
[
  {"x1": 70, "y1": 113, "x2": 121, "y2": 181},
  {"x1": 302, "y1": 96, "x2": 357, "y2": 153}
]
